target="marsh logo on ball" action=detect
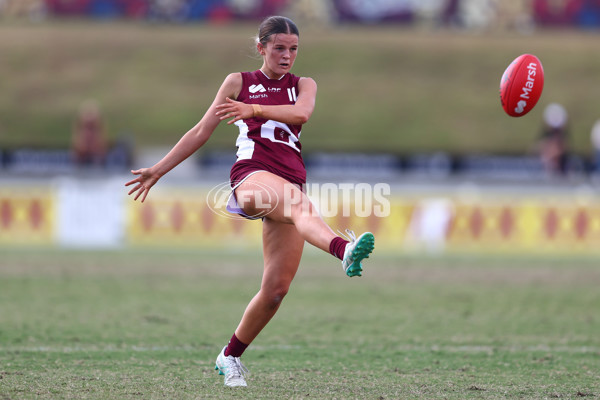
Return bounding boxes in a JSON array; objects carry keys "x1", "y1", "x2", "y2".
[
  {"x1": 514, "y1": 62, "x2": 539, "y2": 114},
  {"x1": 515, "y1": 100, "x2": 527, "y2": 114},
  {"x1": 499, "y1": 54, "x2": 544, "y2": 117}
]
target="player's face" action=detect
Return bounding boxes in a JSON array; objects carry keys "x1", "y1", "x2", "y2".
[{"x1": 258, "y1": 33, "x2": 298, "y2": 79}]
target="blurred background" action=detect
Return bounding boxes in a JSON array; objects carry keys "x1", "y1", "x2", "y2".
[{"x1": 1, "y1": 0, "x2": 600, "y2": 254}]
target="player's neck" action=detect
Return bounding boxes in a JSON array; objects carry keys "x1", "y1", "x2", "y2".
[{"x1": 259, "y1": 68, "x2": 284, "y2": 81}]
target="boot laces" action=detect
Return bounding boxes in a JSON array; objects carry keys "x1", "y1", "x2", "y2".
[
  {"x1": 226, "y1": 356, "x2": 249, "y2": 379},
  {"x1": 338, "y1": 229, "x2": 357, "y2": 243}
]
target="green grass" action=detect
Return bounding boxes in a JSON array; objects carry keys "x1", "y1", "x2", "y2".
[
  {"x1": 1, "y1": 21, "x2": 600, "y2": 155},
  {"x1": 1, "y1": 248, "x2": 599, "y2": 399}
]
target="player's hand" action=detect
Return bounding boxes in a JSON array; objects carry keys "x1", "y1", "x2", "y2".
[
  {"x1": 125, "y1": 168, "x2": 160, "y2": 203},
  {"x1": 215, "y1": 97, "x2": 253, "y2": 125}
]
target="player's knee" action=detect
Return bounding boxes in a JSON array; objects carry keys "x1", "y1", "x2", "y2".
[{"x1": 263, "y1": 286, "x2": 289, "y2": 309}]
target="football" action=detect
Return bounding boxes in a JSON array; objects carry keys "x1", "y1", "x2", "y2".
[{"x1": 499, "y1": 54, "x2": 544, "y2": 117}]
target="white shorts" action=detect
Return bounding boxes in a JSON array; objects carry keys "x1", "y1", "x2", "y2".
[{"x1": 226, "y1": 170, "x2": 265, "y2": 220}]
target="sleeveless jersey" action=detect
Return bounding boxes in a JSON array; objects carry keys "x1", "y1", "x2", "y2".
[{"x1": 230, "y1": 70, "x2": 306, "y2": 187}]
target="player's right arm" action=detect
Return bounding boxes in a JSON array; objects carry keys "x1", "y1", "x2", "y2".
[{"x1": 125, "y1": 73, "x2": 242, "y2": 202}]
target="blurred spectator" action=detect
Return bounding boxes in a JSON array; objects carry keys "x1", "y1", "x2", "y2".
[
  {"x1": 459, "y1": 0, "x2": 496, "y2": 29},
  {"x1": 88, "y1": 0, "x2": 148, "y2": 19},
  {"x1": 71, "y1": 99, "x2": 107, "y2": 167},
  {"x1": 44, "y1": 0, "x2": 91, "y2": 16},
  {"x1": 185, "y1": 0, "x2": 231, "y2": 22},
  {"x1": 0, "y1": 0, "x2": 46, "y2": 20},
  {"x1": 285, "y1": 0, "x2": 333, "y2": 25},
  {"x1": 492, "y1": 0, "x2": 535, "y2": 33},
  {"x1": 533, "y1": 0, "x2": 581, "y2": 26},
  {"x1": 120, "y1": 0, "x2": 148, "y2": 19},
  {"x1": 590, "y1": 119, "x2": 600, "y2": 173},
  {"x1": 537, "y1": 103, "x2": 569, "y2": 176},
  {"x1": 148, "y1": 0, "x2": 186, "y2": 21},
  {"x1": 440, "y1": 0, "x2": 462, "y2": 27},
  {"x1": 333, "y1": 0, "x2": 414, "y2": 23},
  {"x1": 576, "y1": 0, "x2": 600, "y2": 28},
  {"x1": 411, "y1": 0, "x2": 444, "y2": 28}
]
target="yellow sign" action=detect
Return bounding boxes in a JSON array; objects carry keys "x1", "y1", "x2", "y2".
[{"x1": 0, "y1": 188, "x2": 55, "y2": 246}]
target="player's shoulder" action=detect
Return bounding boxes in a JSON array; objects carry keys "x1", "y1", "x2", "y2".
[
  {"x1": 298, "y1": 76, "x2": 317, "y2": 88},
  {"x1": 298, "y1": 76, "x2": 317, "y2": 92},
  {"x1": 220, "y1": 72, "x2": 244, "y2": 98},
  {"x1": 223, "y1": 72, "x2": 243, "y2": 85}
]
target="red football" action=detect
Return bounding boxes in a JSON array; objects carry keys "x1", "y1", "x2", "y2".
[{"x1": 499, "y1": 54, "x2": 544, "y2": 117}]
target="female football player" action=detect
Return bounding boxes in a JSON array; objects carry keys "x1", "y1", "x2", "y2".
[{"x1": 125, "y1": 15, "x2": 375, "y2": 387}]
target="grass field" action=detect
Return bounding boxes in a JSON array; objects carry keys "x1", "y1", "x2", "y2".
[
  {"x1": 1, "y1": 248, "x2": 599, "y2": 399},
  {"x1": 2, "y1": 22, "x2": 600, "y2": 155}
]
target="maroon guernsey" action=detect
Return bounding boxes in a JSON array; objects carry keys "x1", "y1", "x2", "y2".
[{"x1": 229, "y1": 70, "x2": 306, "y2": 187}]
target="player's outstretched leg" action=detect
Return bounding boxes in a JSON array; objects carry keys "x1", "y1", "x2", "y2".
[
  {"x1": 215, "y1": 346, "x2": 249, "y2": 387},
  {"x1": 341, "y1": 230, "x2": 375, "y2": 277}
]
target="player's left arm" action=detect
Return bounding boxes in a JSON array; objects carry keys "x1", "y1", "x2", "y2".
[{"x1": 216, "y1": 77, "x2": 317, "y2": 125}]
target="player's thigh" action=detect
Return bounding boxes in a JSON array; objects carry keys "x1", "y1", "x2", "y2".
[
  {"x1": 260, "y1": 218, "x2": 304, "y2": 292},
  {"x1": 235, "y1": 171, "x2": 310, "y2": 223}
]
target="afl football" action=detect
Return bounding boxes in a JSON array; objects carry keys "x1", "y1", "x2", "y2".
[{"x1": 499, "y1": 54, "x2": 544, "y2": 117}]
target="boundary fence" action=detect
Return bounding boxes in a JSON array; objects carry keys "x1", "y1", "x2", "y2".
[{"x1": 2, "y1": 175, "x2": 599, "y2": 255}]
